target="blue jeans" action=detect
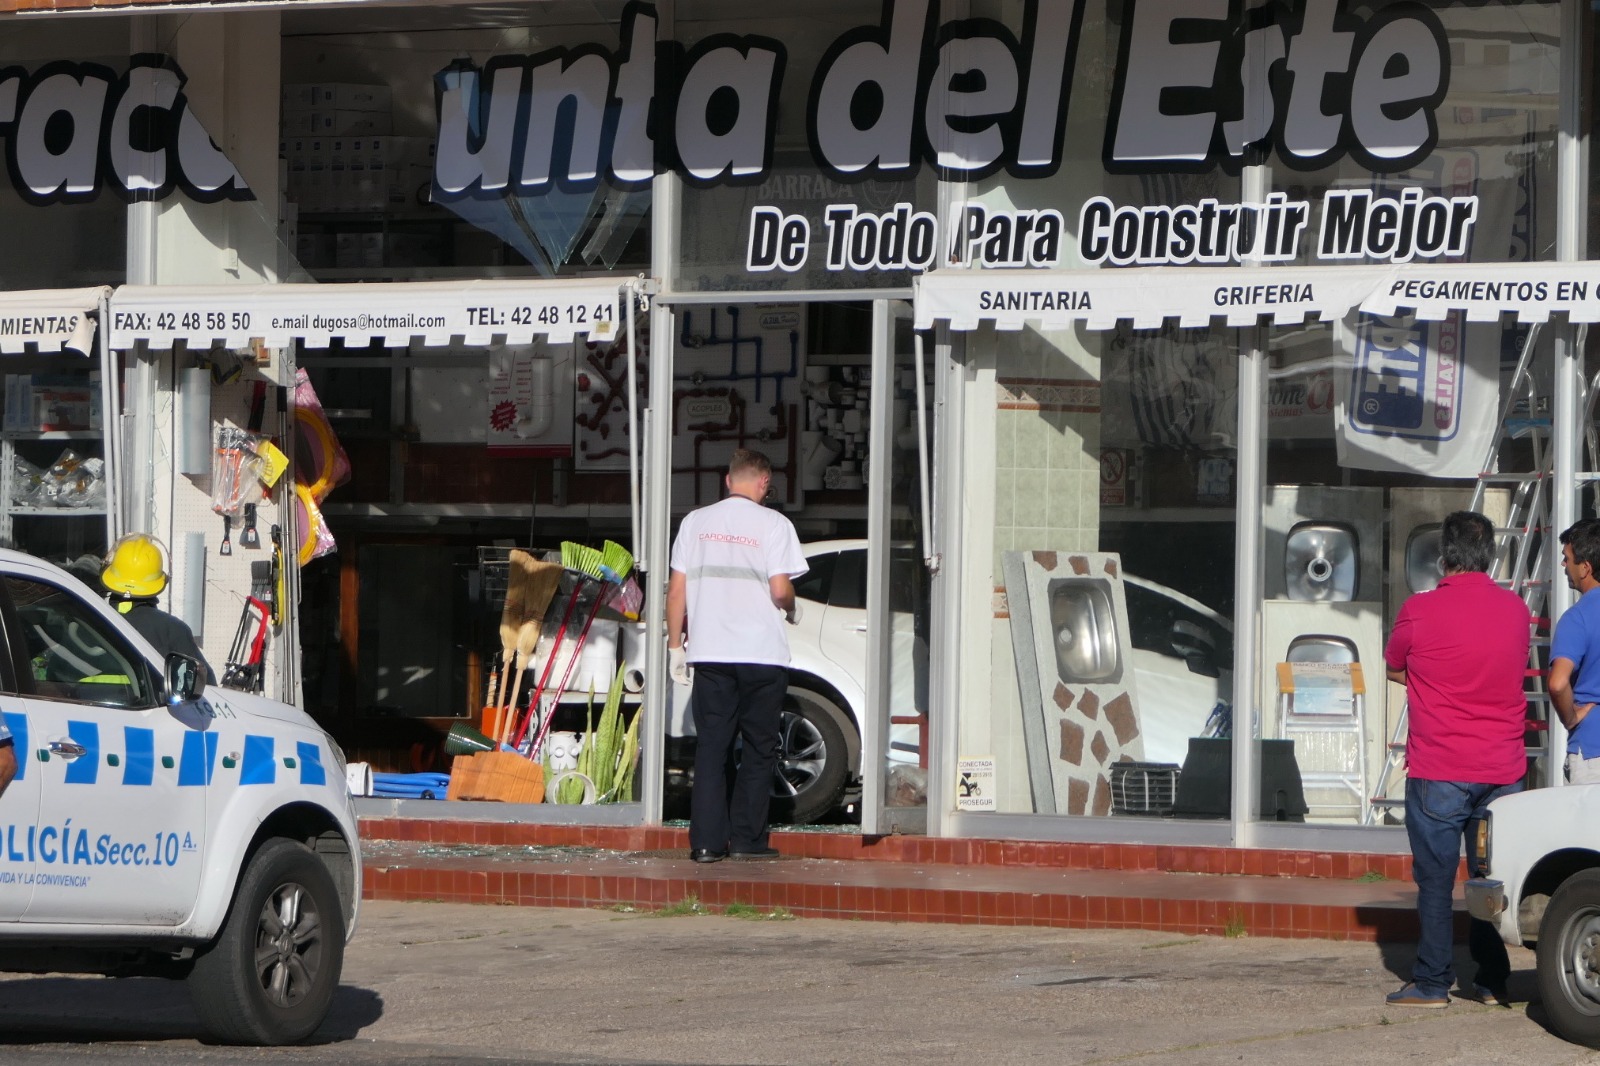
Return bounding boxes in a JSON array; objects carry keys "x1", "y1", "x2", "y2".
[{"x1": 1405, "y1": 778, "x2": 1522, "y2": 996}]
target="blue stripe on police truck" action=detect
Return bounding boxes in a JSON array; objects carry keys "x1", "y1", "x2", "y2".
[
  {"x1": 122, "y1": 726, "x2": 154, "y2": 787},
  {"x1": 3, "y1": 712, "x2": 25, "y2": 782},
  {"x1": 296, "y1": 741, "x2": 326, "y2": 786},
  {"x1": 177, "y1": 731, "x2": 219, "y2": 786},
  {"x1": 63, "y1": 721, "x2": 99, "y2": 785},
  {"x1": 240, "y1": 734, "x2": 275, "y2": 785}
]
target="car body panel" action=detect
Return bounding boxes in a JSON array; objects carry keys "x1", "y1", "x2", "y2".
[
  {"x1": 0, "y1": 549, "x2": 360, "y2": 947},
  {"x1": 1465, "y1": 784, "x2": 1600, "y2": 944}
]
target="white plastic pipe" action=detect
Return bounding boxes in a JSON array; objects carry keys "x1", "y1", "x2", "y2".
[
  {"x1": 178, "y1": 367, "x2": 211, "y2": 476},
  {"x1": 521, "y1": 354, "x2": 553, "y2": 438}
]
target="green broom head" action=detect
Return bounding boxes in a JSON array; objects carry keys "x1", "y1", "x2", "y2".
[
  {"x1": 599, "y1": 540, "x2": 634, "y2": 583},
  {"x1": 561, "y1": 541, "x2": 604, "y2": 578}
]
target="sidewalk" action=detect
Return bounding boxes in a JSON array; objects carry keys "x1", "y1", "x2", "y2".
[{"x1": 357, "y1": 817, "x2": 1443, "y2": 943}]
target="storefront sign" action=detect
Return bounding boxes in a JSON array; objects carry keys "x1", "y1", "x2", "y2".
[
  {"x1": 0, "y1": 59, "x2": 249, "y2": 204},
  {"x1": 433, "y1": 0, "x2": 1451, "y2": 197},
  {"x1": 918, "y1": 262, "x2": 1600, "y2": 333}
]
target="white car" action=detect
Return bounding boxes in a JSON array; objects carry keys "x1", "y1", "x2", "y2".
[
  {"x1": 1466, "y1": 786, "x2": 1600, "y2": 1047},
  {"x1": 669, "y1": 541, "x2": 1232, "y2": 823},
  {"x1": 0, "y1": 549, "x2": 360, "y2": 1045}
]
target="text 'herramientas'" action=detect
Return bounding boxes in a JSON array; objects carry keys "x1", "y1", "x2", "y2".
[{"x1": 746, "y1": 189, "x2": 1480, "y2": 272}]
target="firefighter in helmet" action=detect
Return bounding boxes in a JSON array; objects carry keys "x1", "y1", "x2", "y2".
[{"x1": 101, "y1": 534, "x2": 215, "y2": 685}]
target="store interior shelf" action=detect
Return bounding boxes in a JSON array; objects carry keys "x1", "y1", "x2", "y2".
[
  {"x1": 1103, "y1": 508, "x2": 1237, "y2": 523},
  {"x1": 1, "y1": 430, "x2": 103, "y2": 441},
  {"x1": 323, "y1": 502, "x2": 635, "y2": 520},
  {"x1": 8, "y1": 507, "x2": 108, "y2": 517},
  {"x1": 307, "y1": 265, "x2": 552, "y2": 282}
]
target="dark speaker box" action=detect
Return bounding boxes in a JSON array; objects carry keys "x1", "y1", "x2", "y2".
[{"x1": 1171, "y1": 738, "x2": 1308, "y2": 821}]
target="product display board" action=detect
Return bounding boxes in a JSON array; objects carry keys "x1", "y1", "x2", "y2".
[
  {"x1": 671, "y1": 304, "x2": 804, "y2": 507},
  {"x1": 107, "y1": 279, "x2": 627, "y2": 351}
]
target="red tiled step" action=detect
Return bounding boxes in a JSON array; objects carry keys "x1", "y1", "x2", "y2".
[
  {"x1": 358, "y1": 817, "x2": 1419, "y2": 882},
  {"x1": 359, "y1": 840, "x2": 1445, "y2": 943}
]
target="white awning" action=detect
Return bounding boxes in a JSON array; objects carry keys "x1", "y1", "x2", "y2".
[
  {"x1": 107, "y1": 278, "x2": 627, "y2": 350},
  {"x1": 0, "y1": 287, "x2": 107, "y2": 354},
  {"x1": 914, "y1": 262, "x2": 1600, "y2": 332}
]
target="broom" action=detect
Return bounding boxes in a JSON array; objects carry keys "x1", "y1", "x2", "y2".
[
  {"x1": 496, "y1": 557, "x2": 566, "y2": 745},
  {"x1": 495, "y1": 549, "x2": 537, "y2": 734},
  {"x1": 494, "y1": 552, "x2": 564, "y2": 748},
  {"x1": 526, "y1": 541, "x2": 636, "y2": 759}
]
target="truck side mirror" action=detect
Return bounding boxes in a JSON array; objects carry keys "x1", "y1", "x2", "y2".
[{"x1": 165, "y1": 653, "x2": 205, "y2": 704}]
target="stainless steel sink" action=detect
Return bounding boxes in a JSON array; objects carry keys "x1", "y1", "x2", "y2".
[
  {"x1": 1284, "y1": 522, "x2": 1359, "y2": 601},
  {"x1": 1048, "y1": 579, "x2": 1121, "y2": 683}
]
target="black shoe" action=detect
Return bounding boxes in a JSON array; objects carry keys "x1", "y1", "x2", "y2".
[
  {"x1": 730, "y1": 847, "x2": 780, "y2": 859},
  {"x1": 689, "y1": 848, "x2": 727, "y2": 864}
]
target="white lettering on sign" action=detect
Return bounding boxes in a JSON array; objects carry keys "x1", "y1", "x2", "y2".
[
  {"x1": 1106, "y1": 0, "x2": 1447, "y2": 173},
  {"x1": 436, "y1": 0, "x2": 1459, "y2": 199},
  {"x1": 0, "y1": 58, "x2": 249, "y2": 204}
]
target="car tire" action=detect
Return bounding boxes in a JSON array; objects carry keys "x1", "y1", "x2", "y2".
[
  {"x1": 188, "y1": 838, "x2": 346, "y2": 1046},
  {"x1": 1538, "y1": 868, "x2": 1600, "y2": 1048},
  {"x1": 768, "y1": 687, "x2": 852, "y2": 825}
]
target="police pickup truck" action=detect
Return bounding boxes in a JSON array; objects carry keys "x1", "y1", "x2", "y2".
[
  {"x1": 0, "y1": 549, "x2": 360, "y2": 1045},
  {"x1": 1465, "y1": 785, "x2": 1600, "y2": 1047}
]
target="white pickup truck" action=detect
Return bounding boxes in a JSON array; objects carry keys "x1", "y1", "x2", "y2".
[
  {"x1": 0, "y1": 549, "x2": 360, "y2": 1045},
  {"x1": 1465, "y1": 785, "x2": 1600, "y2": 1047}
]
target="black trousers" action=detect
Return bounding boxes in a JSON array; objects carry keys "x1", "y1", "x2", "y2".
[{"x1": 689, "y1": 663, "x2": 787, "y2": 853}]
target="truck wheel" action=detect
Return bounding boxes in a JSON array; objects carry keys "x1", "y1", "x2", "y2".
[
  {"x1": 1538, "y1": 868, "x2": 1600, "y2": 1048},
  {"x1": 768, "y1": 688, "x2": 851, "y2": 826},
  {"x1": 188, "y1": 838, "x2": 346, "y2": 1045}
]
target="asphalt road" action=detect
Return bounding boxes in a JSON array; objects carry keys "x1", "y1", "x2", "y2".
[{"x1": 0, "y1": 900, "x2": 1593, "y2": 1065}]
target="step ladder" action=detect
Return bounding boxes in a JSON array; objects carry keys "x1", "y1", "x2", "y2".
[{"x1": 1365, "y1": 322, "x2": 1597, "y2": 825}]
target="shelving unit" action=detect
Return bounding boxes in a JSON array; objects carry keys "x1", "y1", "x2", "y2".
[{"x1": 0, "y1": 360, "x2": 114, "y2": 565}]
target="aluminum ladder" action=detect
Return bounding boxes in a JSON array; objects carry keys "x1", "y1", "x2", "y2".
[{"x1": 1365, "y1": 322, "x2": 1599, "y2": 824}]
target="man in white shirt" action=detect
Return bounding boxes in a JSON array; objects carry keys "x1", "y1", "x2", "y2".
[{"x1": 667, "y1": 450, "x2": 809, "y2": 863}]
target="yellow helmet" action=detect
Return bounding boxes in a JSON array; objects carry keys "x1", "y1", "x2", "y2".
[{"x1": 101, "y1": 534, "x2": 169, "y2": 598}]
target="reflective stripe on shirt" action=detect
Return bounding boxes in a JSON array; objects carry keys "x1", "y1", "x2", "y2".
[{"x1": 687, "y1": 565, "x2": 769, "y2": 584}]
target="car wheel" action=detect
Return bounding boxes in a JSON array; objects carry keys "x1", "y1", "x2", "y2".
[
  {"x1": 188, "y1": 838, "x2": 346, "y2": 1046},
  {"x1": 1538, "y1": 869, "x2": 1600, "y2": 1048},
  {"x1": 768, "y1": 688, "x2": 851, "y2": 825}
]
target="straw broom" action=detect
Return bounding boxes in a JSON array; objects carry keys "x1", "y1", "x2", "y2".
[
  {"x1": 496, "y1": 549, "x2": 538, "y2": 733},
  {"x1": 498, "y1": 558, "x2": 565, "y2": 749}
]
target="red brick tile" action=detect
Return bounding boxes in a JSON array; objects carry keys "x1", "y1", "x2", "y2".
[{"x1": 1081, "y1": 889, "x2": 1107, "y2": 928}]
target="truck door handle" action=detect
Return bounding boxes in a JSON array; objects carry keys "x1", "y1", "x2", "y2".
[
  {"x1": 48, "y1": 740, "x2": 87, "y2": 759},
  {"x1": 846, "y1": 624, "x2": 868, "y2": 634}
]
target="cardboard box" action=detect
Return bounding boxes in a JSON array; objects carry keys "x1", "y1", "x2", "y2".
[
  {"x1": 334, "y1": 232, "x2": 363, "y2": 269},
  {"x1": 281, "y1": 108, "x2": 315, "y2": 136},
  {"x1": 4, "y1": 374, "x2": 99, "y2": 433},
  {"x1": 283, "y1": 82, "x2": 392, "y2": 113}
]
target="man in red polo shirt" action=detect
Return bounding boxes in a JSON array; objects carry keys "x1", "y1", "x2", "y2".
[{"x1": 1383, "y1": 510, "x2": 1530, "y2": 1009}]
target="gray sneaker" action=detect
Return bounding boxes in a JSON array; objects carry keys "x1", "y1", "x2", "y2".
[
  {"x1": 1386, "y1": 982, "x2": 1449, "y2": 1008},
  {"x1": 1465, "y1": 984, "x2": 1508, "y2": 1007}
]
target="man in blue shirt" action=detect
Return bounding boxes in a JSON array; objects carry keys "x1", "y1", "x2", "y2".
[{"x1": 1550, "y1": 519, "x2": 1600, "y2": 784}]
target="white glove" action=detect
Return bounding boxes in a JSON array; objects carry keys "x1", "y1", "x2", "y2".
[{"x1": 669, "y1": 645, "x2": 693, "y2": 687}]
